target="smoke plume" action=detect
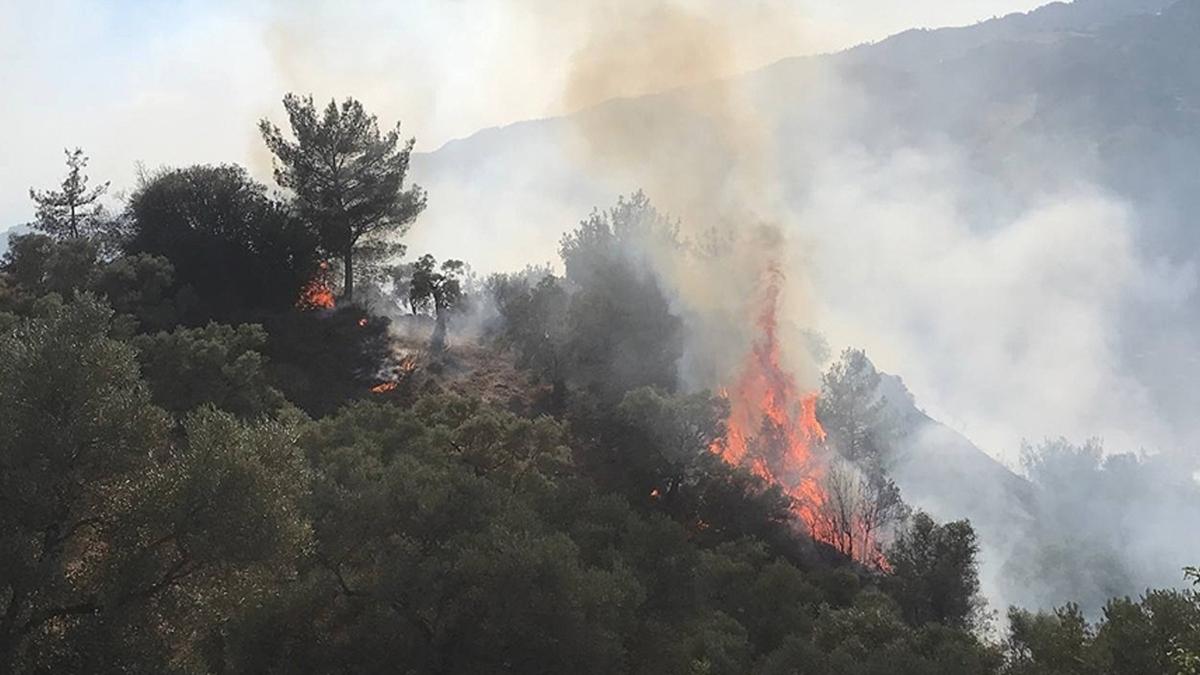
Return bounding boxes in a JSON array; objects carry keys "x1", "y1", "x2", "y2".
[{"x1": 562, "y1": 0, "x2": 822, "y2": 392}]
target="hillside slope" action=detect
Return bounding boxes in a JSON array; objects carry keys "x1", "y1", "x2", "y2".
[{"x1": 408, "y1": 0, "x2": 1200, "y2": 450}]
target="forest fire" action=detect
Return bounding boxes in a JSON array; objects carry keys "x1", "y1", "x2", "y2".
[
  {"x1": 369, "y1": 354, "x2": 420, "y2": 394},
  {"x1": 296, "y1": 262, "x2": 336, "y2": 310},
  {"x1": 711, "y1": 265, "x2": 887, "y2": 568}
]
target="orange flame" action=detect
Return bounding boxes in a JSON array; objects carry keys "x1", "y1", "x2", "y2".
[
  {"x1": 370, "y1": 381, "x2": 398, "y2": 394},
  {"x1": 296, "y1": 262, "x2": 336, "y2": 310},
  {"x1": 369, "y1": 355, "x2": 419, "y2": 394},
  {"x1": 711, "y1": 264, "x2": 885, "y2": 568}
]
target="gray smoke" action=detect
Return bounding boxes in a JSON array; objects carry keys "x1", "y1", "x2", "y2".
[{"x1": 409, "y1": 0, "x2": 1200, "y2": 615}]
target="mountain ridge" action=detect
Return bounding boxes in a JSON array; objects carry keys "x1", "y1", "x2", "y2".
[{"x1": 416, "y1": 0, "x2": 1180, "y2": 163}]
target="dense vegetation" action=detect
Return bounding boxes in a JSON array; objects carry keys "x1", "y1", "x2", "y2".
[{"x1": 1, "y1": 97, "x2": 1196, "y2": 674}]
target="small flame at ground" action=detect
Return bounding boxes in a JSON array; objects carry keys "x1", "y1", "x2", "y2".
[
  {"x1": 368, "y1": 354, "x2": 420, "y2": 394},
  {"x1": 296, "y1": 262, "x2": 336, "y2": 310}
]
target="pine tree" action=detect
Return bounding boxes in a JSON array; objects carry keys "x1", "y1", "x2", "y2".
[
  {"x1": 28, "y1": 148, "x2": 109, "y2": 240},
  {"x1": 260, "y1": 95, "x2": 426, "y2": 302}
]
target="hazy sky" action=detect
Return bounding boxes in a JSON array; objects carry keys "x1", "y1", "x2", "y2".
[{"x1": 0, "y1": 0, "x2": 1050, "y2": 229}]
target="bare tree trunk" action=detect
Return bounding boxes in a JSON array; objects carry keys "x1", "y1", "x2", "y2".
[
  {"x1": 430, "y1": 305, "x2": 447, "y2": 352},
  {"x1": 342, "y1": 246, "x2": 354, "y2": 303},
  {"x1": 550, "y1": 377, "x2": 567, "y2": 414}
]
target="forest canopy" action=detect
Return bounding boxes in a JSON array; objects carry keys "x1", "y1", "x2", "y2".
[{"x1": 0, "y1": 98, "x2": 1196, "y2": 674}]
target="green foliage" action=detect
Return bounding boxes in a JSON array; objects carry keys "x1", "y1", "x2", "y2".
[
  {"x1": 133, "y1": 322, "x2": 287, "y2": 419},
  {"x1": 590, "y1": 387, "x2": 806, "y2": 563},
  {"x1": 94, "y1": 252, "x2": 184, "y2": 333},
  {"x1": 1011, "y1": 438, "x2": 1200, "y2": 616},
  {"x1": 615, "y1": 387, "x2": 728, "y2": 503},
  {"x1": 261, "y1": 306, "x2": 393, "y2": 417},
  {"x1": 885, "y1": 512, "x2": 983, "y2": 630},
  {"x1": 126, "y1": 163, "x2": 320, "y2": 321},
  {"x1": 487, "y1": 193, "x2": 684, "y2": 409},
  {"x1": 0, "y1": 296, "x2": 309, "y2": 671},
  {"x1": 260, "y1": 303, "x2": 391, "y2": 415},
  {"x1": 260, "y1": 94, "x2": 426, "y2": 301},
  {"x1": 558, "y1": 192, "x2": 684, "y2": 401},
  {"x1": 223, "y1": 398, "x2": 638, "y2": 673},
  {"x1": 488, "y1": 270, "x2": 571, "y2": 409},
  {"x1": 1006, "y1": 604, "x2": 1097, "y2": 675},
  {"x1": 205, "y1": 395, "x2": 1012, "y2": 674},
  {"x1": 695, "y1": 539, "x2": 822, "y2": 654},
  {"x1": 806, "y1": 348, "x2": 913, "y2": 563},
  {"x1": 407, "y1": 253, "x2": 466, "y2": 351},
  {"x1": 1, "y1": 233, "x2": 184, "y2": 333},
  {"x1": 1096, "y1": 592, "x2": 1199, "y2": 674},
  {"x1": 0, "y1": 286, "x2": 1165, "y2": 674},
  {"x1": 812, "y1": 352, "x2": 907, "y2": 564},
  {"x1": 559, "y1": 191, "x2": 678, "y2": 288},
  {"x1": 757, "y1": 592, "x2": 1002, "y2": 675},
  {"x1": 1, "y1": 232, "x2": 99, "y2": 299},
  {"x1": 28, "y1": 148, "x2": 111, "y2": 241},
  {"x1": 2, "y1": 134, "x2": 1191, "y2": 673},
  {"x1": 1003, "y1": 584, "x2": 1200, "y2": 675},
  {"x1": 818, "y1": 348, "x2": 898, "y2": 469}
]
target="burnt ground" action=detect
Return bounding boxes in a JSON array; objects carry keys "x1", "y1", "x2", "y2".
[{"x1": 369, "y1": 316, "x2": 548, "y2": 415}]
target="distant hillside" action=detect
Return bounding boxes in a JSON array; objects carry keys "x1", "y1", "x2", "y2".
[
  {"x1": 412, "y1": 0, "x2": 1198, "y2": 257},
  {"x1": 873, "y1": 371, "x2": 1042, "y2": 608},
  {"x1": 408, "y1": 0, "x2": 1200, "y2": 448},
  {"x1": 879, "y1": 372, "x2": 1035, "y2": 526},
  {"x1": 836, "y1": 0, "x2": 1178, "y2": 72},
  {"x1": 411, "y1": 0, "x2": 1200, "y2": 279}
]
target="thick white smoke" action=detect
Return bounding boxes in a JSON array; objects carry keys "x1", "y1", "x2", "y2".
[{"x1": 795, "y1": 145, "x2": 1196, "y2": 461}]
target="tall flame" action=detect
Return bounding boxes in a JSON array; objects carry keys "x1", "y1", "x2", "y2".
[
  {"x1": 711, "y1": 264, "x2": 886, "y2": 568},
  {"x1": 712, "y1": 264, "x2": 828, "y2": 518}
]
